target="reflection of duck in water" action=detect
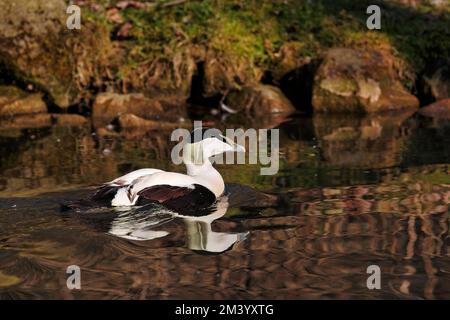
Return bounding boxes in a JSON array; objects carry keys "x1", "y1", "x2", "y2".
[
  {"x1": 176, "y1": 197, "x2": 249, "y2": 253},
  {"x1": 108, "y1": 197, "x2": 249, "y2": 253},
  {"x1": 65, "y1": 129, "x2": 245, "y2": 215}
]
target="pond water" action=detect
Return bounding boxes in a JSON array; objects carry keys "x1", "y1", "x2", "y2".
[{"x1": 0, "y1": 110, "x2": 449, "y2": 299}]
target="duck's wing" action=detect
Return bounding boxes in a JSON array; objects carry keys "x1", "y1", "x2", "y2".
[
  {"x1": 92, "y1": 168, "x2": 164, "y2": 202},
  {"x1": 137, "y1": 184, "x2": 217, "y2": 216},
  {"x1": 105, "y1": 168, "x2": 164, "y2": 187}
]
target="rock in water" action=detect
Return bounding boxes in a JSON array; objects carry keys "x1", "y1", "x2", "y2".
[
  {"x1": 116, "y1": 113, "x2": 184, "y2": 130},
  {"x1": 418, "y1": 98, "x2": 450, "y2": 120},
  {"x1": 0, "y1": 86, "x2": 46, "y2": 116},
  {"x1": 312, "y1": 48, "x2": 419, "y2": 114},
  {"x1": 92, "y1": 93, "x2": 163, "y2": 128},
  {"x1": 225, "y1": 84, "x2": 296, "y2": 117}
]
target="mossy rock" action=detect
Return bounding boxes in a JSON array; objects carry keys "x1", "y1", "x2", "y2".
[
  {"x1": 312, "y1": 48, "x2": 419, "y2": 113},
  {"x1": 0, "y1": 0, "x2": 111, "y2": 108}
]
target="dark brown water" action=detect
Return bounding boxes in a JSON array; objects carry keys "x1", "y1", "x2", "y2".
[{"x1": 0, "y1": 111, "x2": 449, "y2": 299}]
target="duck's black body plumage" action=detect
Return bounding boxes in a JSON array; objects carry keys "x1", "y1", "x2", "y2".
[
  {"x1": 137, "y1": 184, "x2": 217, "y2": 216},
  {"x1": 61, "y1": 183, "x2": 281, "y2": 215}
]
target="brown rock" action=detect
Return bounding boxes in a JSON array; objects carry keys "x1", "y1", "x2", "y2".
[
  {"x1": 0, "y1": 0, "x2": 111, "y2": 108},
  {"x1": 312, "y1": 48, "x2": 419, "y2": 113},
  {"x1": 0, "y1": 113, "x2": 88, "y2": 129},
  {"x1": 418, "y1": 98, "x2": 450, "y2": 119},
  {"x1": 0, "y1": 86, "x2": 46, "y2": 116},
  {"x1": 96, "y1": 127, "x2": 120, "y2": 138},
  {"x1": 225, "y1": 84, "x2": 296, "y2": 117},
  {"x1": 0, "y1": 114, "x2": 51, "y2": 129},
  {"x1": 117, "y1": 113, "x2": 184, "y2": 129},
  {"x1": 92, "y1": 93, "x2": 163, "y2": 127},
  {"x1": 51, "y1": 114, "x2": 88, "y2": 126}
]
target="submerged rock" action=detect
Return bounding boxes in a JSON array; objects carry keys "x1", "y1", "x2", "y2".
[
  {"x1": 0, "y1": 113, "x2": 88, "y2": 129},
  {"x1": 92, "y1": 93, "x2": 163, "y2": 128},
  {"x1": 0, "y1": 0, "x2": 111, "y2": 108},
  {"x1": 0, "y1": 86, "x2": 46, "y2": 116},
  {"x1": 312, "y1": 48, "x2": 419, "y2": 113},
  {"x1": 51, "y1": 114, "x2": 88, "y2": 126},
  {"x1": 418, "y1": 98, "x2": 450, "y2": 119},
  {"x1": 0, "y1": 114, "x2": 52, "y2": 129},
  {"x1": 117, "y1": 113, "x2": 186, "y2": 129},
  {"x1": 225, "y1": 84, "x2": 295, "y2": 117}
]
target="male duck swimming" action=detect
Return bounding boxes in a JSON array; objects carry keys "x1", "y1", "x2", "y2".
[{"x1": 89, "y1": 128, "x2": 245, "y2": 214}]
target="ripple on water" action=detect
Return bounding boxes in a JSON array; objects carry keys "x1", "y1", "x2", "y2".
[{"x1": 0, "y1": 116, "x2": 449, "y2": 299}]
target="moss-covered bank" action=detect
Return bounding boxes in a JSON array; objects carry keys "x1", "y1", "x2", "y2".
[{"x1": 0, "y1": 0, "x2": 449, "y2": 112}]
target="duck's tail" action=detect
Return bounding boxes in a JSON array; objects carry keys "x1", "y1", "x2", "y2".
[{"x1": 60, "y1": 185, "x2": 121, "y2": 212}]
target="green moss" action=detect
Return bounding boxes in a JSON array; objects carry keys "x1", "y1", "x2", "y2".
[
  {"x1": 320, "y1": 78, "x2": 357, "y2": 96},
  {"x1": 82, "y1": 0, "x2": 450, "y2": 85},
  {"x1": 414, "y1": 170, "x2": 450, "y2": 184}
]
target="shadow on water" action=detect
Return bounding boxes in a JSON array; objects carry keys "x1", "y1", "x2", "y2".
[{"x1": 0, "y1": 110, "x2": 449, "y2": 299}]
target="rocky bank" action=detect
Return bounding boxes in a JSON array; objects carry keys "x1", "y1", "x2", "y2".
[{"x1": 0, "y1": 0, "x2": 449, "y2": 130}]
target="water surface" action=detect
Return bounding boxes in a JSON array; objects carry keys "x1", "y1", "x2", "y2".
[{"x1": 0, "y1": 111, "x2": 449, "y2": 299}]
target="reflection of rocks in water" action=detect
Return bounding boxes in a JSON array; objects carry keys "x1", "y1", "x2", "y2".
[
  {"x1": 0, "y1": 126, "x2": 183, "y2": 196},
  {"x1": 313, "y1": 110, "x2": 415, "y2": 168},
  {"x1": 187, "y1": 102, "x2": 294, "y2": 130},
  {"x1": 223, "y1": 112, "x2": 293, "y2": 130},
  {"x1": 287, "y1": 171, "x2": 450, "y2": 217},
  {"x1": 1, "y1": 172, "x2": 449, "y2": 299},
  {"x1": 277, "y1": 116, "x2": 315, "y2": 141},
  {"x1": 402, "y1": 114, "x2": 450, "y2": 166},
  {"x1": 0, "y1": 126, "x2": 102, "y2": 195}
]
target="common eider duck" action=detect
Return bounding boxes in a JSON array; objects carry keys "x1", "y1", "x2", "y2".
[{"x1": 88, "y1": 129, "x2": 245, "y2": 214}]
